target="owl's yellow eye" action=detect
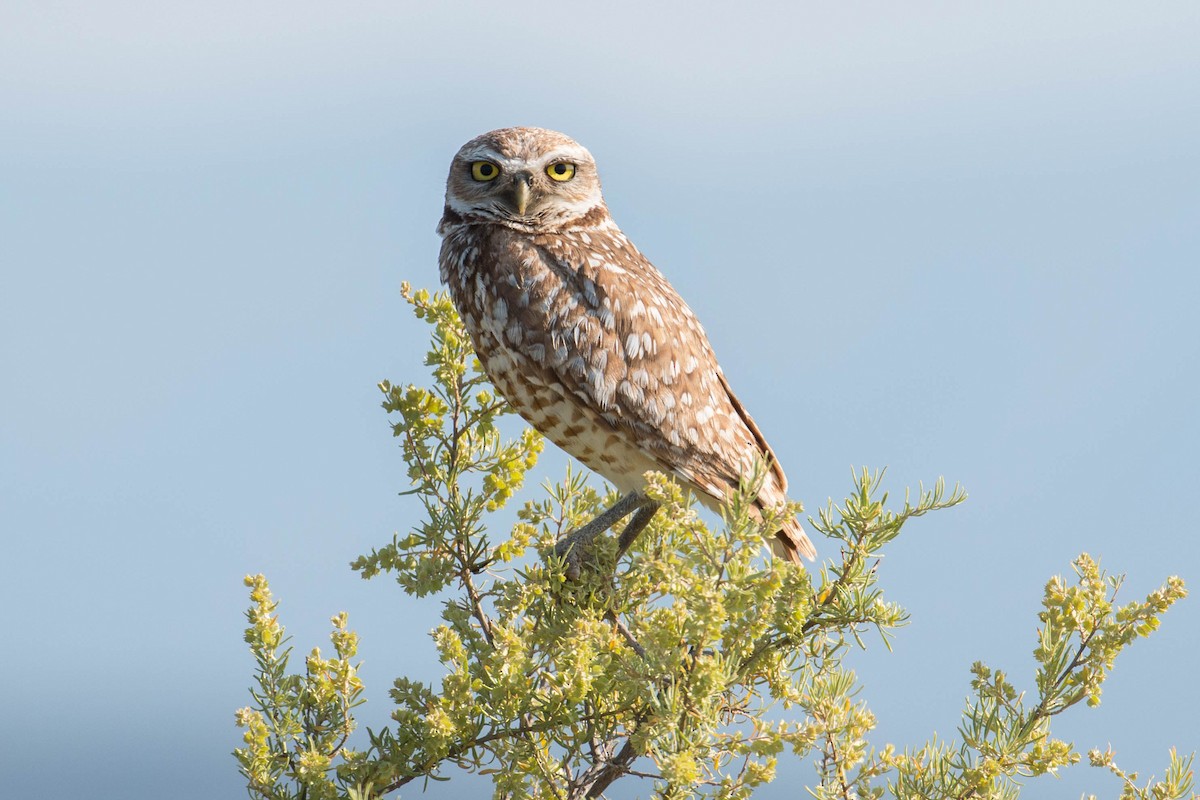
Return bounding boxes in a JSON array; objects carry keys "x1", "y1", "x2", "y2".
[
  {"x1": 471, "y1": 161, "x2": 500, "y2": 181},
  {"x1": 546, "y1": 162, "x2": 576, "y2": 182}
]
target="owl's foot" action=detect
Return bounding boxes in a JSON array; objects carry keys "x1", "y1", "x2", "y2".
[{"x1": 554, "y1": 491, "x2": 660, "y2": 580}]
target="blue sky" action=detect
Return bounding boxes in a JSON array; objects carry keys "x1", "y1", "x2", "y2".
[{"x1": 1, "y1": 3, "x2": 1197, "y2": 798}]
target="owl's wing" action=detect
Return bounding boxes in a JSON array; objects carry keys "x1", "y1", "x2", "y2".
[
  {"x1": 488, "y1": 227, "x2": 784, "y2": 505},
  {"x1": 717, "y1": 371, "x2": 789, "y2": 496}
]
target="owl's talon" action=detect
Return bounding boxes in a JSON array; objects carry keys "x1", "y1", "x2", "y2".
[
  {"x1": 554, "y1": 534, "x2": 588, "y2": 581},
  {"x1": 552, "y1": 491, "x2": 656, "y2": 580},
  {"x1": 564, "y1": 559, "x2": 582, "y2": 582}
]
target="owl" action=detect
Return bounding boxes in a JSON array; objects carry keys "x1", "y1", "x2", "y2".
[{"x1": 437, "y1": 127, "x2": 816, "y2": 567}]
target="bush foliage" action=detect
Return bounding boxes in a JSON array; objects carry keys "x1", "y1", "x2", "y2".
[{"x1": 235, "y1": 285, "x2": 1191, "y2": 800}]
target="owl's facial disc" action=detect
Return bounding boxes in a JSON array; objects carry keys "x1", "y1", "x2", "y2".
[{"x1": 446, "y1": 128, "x2": 606, "y2": 229}]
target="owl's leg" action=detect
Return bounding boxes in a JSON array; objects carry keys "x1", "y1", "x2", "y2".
[
  {"x1": 554, "y1": 491, "x2": 658, "y2": 580},
  {"x1": 615, "y1": 502, "x2": 660, "y2": 559}
]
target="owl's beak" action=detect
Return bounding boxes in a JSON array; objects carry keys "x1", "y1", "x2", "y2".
[{"x1": 507, "y1": 174, "x2": 532, "y2": 216}]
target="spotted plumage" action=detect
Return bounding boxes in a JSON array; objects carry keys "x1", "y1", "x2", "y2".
[{"x1": 437, "y1": 127, "x2": 815, "y2": 562}]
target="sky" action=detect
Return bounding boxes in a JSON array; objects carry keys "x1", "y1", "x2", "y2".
[{"x1": 1, "y1": 2, "x2": 1197, "y2": 798}]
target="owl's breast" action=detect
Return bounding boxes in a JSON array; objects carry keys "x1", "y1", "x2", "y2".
[{"x1": 438, "y1": 224, "x2": 664, "y2": 490}]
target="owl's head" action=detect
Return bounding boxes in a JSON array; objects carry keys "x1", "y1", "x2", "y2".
[{"x1": 442, "y1": 127, "x2": 607, "y2": 232}]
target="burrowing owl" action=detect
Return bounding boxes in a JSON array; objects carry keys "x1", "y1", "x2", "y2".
[{"x1": 437, "y1": 127, "x2": 816, "y2": 565}]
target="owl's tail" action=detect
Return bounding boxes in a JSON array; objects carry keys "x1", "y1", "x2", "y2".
[{"x1": 771, "y1": 516, "x2": 818, "y2": 563}]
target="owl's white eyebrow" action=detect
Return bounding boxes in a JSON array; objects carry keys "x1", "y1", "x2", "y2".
[
  {"x1": 458, "y1": 145, "x2": 590, "y2": 166},
  {"x1": 459, "y1": 147, "x2": 505, "y2": 163},
  {"x1": 537, "y1": 146, "x2": 589, "y2": 164}
]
